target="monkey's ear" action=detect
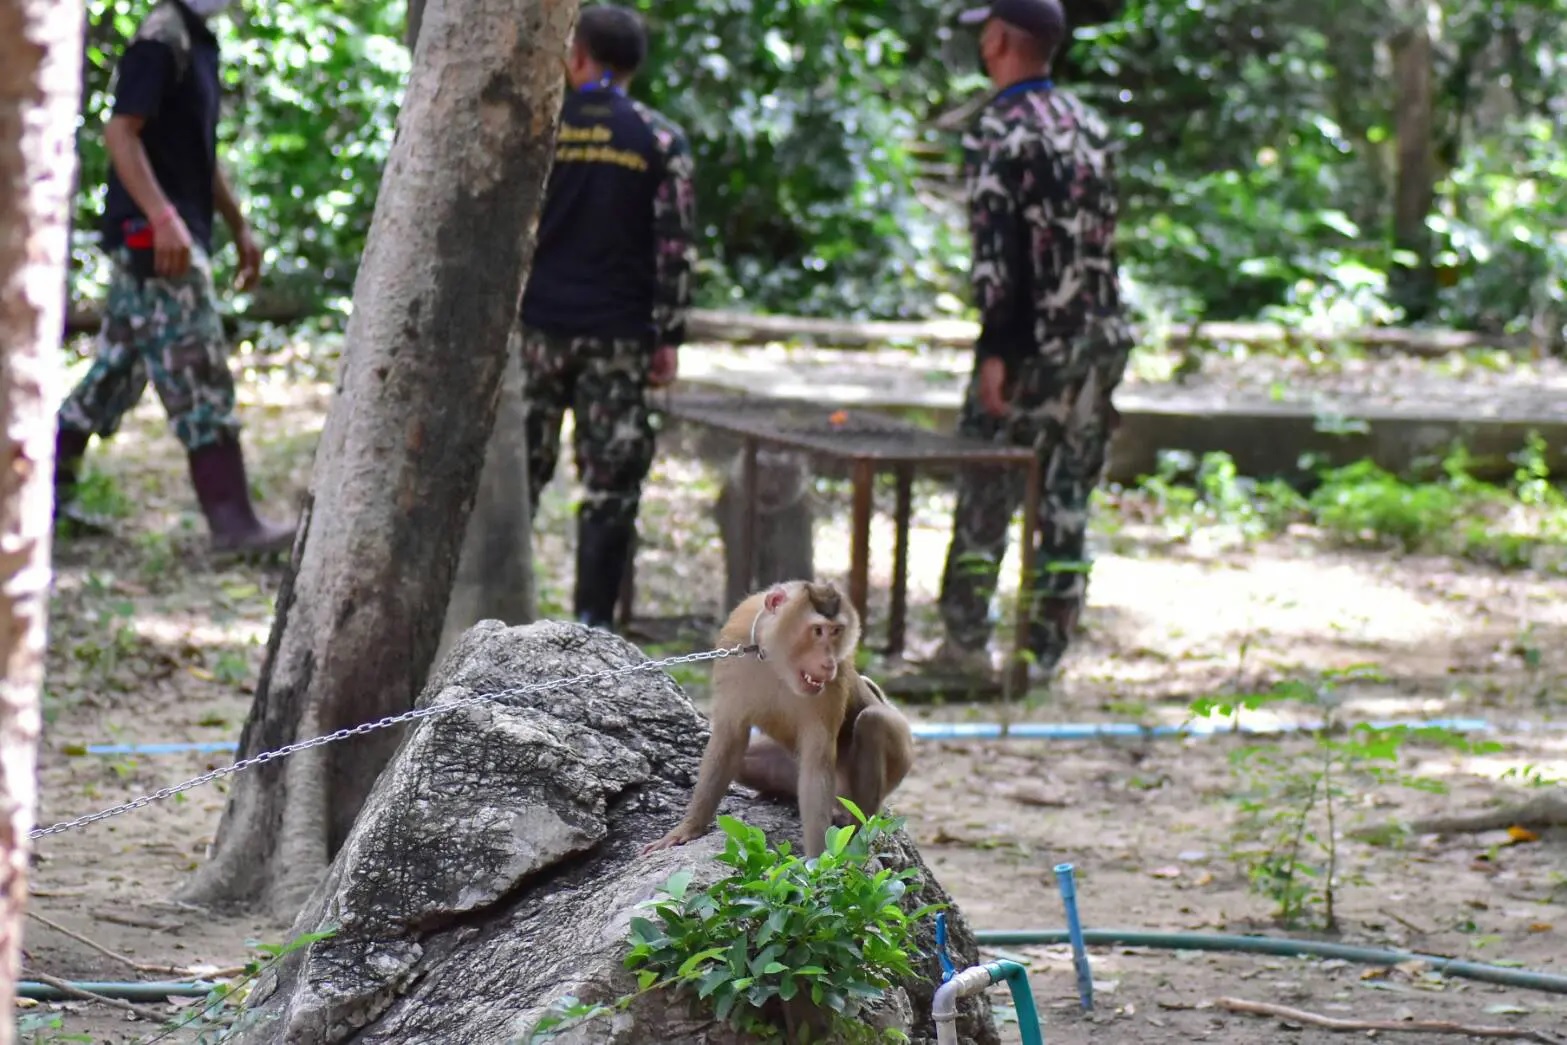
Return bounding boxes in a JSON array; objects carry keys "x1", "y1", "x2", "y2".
[{"x1": 763, "y1": 585, "x2": 790, "y2": 614}]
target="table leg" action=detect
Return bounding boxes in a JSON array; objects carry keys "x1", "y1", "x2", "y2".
[
  {"x1": 887, "y1": 465, "x2": 913, "y2": 656},
  {"x1": 849, "y1": 459, "x2": 874, "y2": 627},
  {"x1": 1008, "y1": 457, "x2": 1043, "y2": 704},
  {"x1": 740, "y1": 438, "x2": 759, "y2": 598}
]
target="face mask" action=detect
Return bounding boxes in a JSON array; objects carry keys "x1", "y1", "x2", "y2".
[{"x1": 184, "y1": 0, "x2": 235, "y2": 17}]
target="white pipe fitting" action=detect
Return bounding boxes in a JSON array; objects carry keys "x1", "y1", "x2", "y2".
[{"x1": 931, "y1": 964, "x2": 996, "y2": 1045}]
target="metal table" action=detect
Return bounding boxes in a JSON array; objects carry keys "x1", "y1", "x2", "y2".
[{"x1": 650, "y1": 390, "x2": 1041, "y2": 693}]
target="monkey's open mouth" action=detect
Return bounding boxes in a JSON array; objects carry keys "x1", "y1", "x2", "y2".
[{"x1": 799, "y1": 671, "x2": 827, "y2": 693}]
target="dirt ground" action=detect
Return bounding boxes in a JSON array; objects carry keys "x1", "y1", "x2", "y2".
[{"x1": 22, "y1": 351, "x2": 1567, "y2": 1044}]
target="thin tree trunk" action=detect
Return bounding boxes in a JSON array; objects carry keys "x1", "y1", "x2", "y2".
[
  {"x1": 435, "y1": 347, "x2": 536, "y2": 666},
  {"x1": 406, "y1": 0, "x2": 428, "y2": 51},
  {"x1": 177, "y1": 0, "x2": 577, "y2": 920},
  {"x1": 1390, "y1": 6, "x2": 1436, "y2": 318},
  {"x1": 0, "y1": 0, "x2": 83, "y2": 1034}
]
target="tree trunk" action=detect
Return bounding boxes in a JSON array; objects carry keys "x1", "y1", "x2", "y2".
[
  {"x1": 176, "y1": 0, "x2": 577, "y2": 920},
  {"x1": 1390, "y1": 6, "x2": 1436, "y2": 319},
  {"x1": 434, "y1": 346, "x2": 536, "y2": 666},
  {"x1": 0, "y1": 0, "x2": 82, "y2": 1033},
  {"x1": 420, "y1": 0, "x2": 537, "y2": 668}
]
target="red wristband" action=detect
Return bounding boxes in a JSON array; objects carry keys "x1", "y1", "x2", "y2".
[{"x1": 149, "y1": 204, "x2": 179, "y2": 228}]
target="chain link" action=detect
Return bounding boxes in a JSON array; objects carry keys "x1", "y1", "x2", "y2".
[{"x1": 31, "y1": 643, "x2": 754, "y2": 841}]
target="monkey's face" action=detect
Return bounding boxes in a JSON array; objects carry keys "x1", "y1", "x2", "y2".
[
  {"x1": 784, "y1": 615, "x2": 847, "y2": 696},
  {"x1": 761, "y1": 581, "x2": 860, "y2": 698}
]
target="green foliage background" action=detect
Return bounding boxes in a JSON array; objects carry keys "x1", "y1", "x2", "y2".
[{"x1": 72, "y1": 0, "x2": 1567, "y2": 336}]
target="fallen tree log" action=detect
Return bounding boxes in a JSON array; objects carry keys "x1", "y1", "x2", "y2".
[
  {"x1": 230, "y1": 619, "x2": 998, "y2": 1045},
  {"x1": 1405, "y1": 793, "x2": 1567, "y2": 836},
  {"x1": 1216, "y1": 996, "x2": 1563, "y2": 1043},
  {"x1": 64, "y1": 301, "x2": 1534, "y2": 357}
]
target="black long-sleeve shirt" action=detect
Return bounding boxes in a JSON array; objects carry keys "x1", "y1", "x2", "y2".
[
  {"x1": 520, "y1": 85, "x2": 697, "y2": 347},
  {"x1": 100, "y1": 0, "x2": 222, "y2": 253}
]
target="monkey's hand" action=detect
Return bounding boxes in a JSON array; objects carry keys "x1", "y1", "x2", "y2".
[{"x1": 640, "y1": 823, "x2": 706, "y2": 856}]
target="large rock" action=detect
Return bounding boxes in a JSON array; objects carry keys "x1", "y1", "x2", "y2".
[{"x1": 232, "y1": 620, "x2": 999, "y2": 1045}]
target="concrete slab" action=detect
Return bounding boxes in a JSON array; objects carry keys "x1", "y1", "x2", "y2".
[{"x1": 673, "y1": 343, "x2": 1567, "y2": 483}]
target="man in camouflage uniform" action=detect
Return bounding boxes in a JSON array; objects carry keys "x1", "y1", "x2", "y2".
[
  {"x1": 54, "y1": 0, "x2": 294, "y2": 557},
  {"x1": 932, "y1": 0, "x2": 1133, "y2": 684},
  {"x1": 518, "y1": 4, "x2": 697, "y2": 631}
]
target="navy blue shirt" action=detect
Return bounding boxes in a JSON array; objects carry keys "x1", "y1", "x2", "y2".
[
  {"x1": 520, "y1": 84, "x2": 695, "y2": 344},
  {"x1": 100, "y1": 1, "x2": 222, "y2": 254}
]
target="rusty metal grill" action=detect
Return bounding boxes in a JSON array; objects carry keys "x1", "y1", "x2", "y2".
[{"x1": 659, "y1": 391, "x2": 1034, "y2": 466}]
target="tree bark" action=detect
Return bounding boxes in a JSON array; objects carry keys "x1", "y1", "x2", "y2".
[
  {"x1": 0, "y1": 0, "x2": 82, "y2": 1034},
  {"x1": 176, "y1": 0, "x2": 577, "y2": 920},
  {"x1": 419, "y1": 0, "x2": 537, "y2": 668}
]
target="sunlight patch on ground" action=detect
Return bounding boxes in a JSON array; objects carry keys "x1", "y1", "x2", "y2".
[
  {"x1": 1089, "y1": 555, "x2": 1466, "y2": 652},
  {"x1": 129, "y1": 612, "x2": 269, "y2": 651},
  {"x1": 1332, "y1": 687, "x2": 1471, "y2": 719},
  {"x1": 1414, "y1": 738, "x2": 1567, "y2": 783}
]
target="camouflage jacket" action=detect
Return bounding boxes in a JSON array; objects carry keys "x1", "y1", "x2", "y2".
[
  {"x1": 632, "y1": 100, "x2": 698, "y2": 347},
  {"x1": 964, "y1": 78, "x2": 1124, "y2": 366}
]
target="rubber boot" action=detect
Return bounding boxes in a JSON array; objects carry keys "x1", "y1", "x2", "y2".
[
  {"x1": 1028, "y1": 596, "x2": 1083, "y2": 685},
  {"x1": 52, "y1": 423, "x2": 113, "y2": 537},
  {"x1": 187, "y1": 435, "x2": 295, "y2": 558},
  {"x1": 574, "y1": 514, "x2": 634, "y2": 632}
]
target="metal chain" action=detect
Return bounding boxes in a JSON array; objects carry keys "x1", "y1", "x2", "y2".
[{"x1": 31, "y1": 643, "x2": 754, "y2": 841}]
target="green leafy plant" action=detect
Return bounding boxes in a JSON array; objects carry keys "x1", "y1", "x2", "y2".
[
  {"x1": 1128, "y1": 449, "x2": 1307, "y2": 545},
  {"x1": 1192, "y1": 666, "x2": 1503, "y2": 929},
  {"x1": 16, "y1": 1012, "x2": 92, "y2": 1044},
  {"x1": 1309, "y1": 436, "x2": 1567, "y2": 571},
  {"x1": 528, "y1": 804, "x2": 940, "y2": 1044},
  {"x1": 1117, "y1": 436, "x2": 1567, "y2": 572}
]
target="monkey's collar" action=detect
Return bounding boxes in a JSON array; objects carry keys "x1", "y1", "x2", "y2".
[{"x1": 746, "y1": 609, "x2": 767, "y2": 660}]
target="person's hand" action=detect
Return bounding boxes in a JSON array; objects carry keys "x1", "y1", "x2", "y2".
[
  {"x1": 234, "y1": 225, "x2": 263, "y2": 291},
  {"x1": 648, "y1": 344, "x2": 679, "y2": 387},
  {"x1": 152, "y1": 209, "x2": 193, "y2": 279},
  {"x1": 978, "y1": 356, "x2": 1009, "y2": 418}
]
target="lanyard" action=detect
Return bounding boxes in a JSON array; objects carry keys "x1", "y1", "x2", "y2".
[
  {"x1": 580, "y1": 72, "x2": 624, "y2": 96},
  {"x1": 996, "y1": 76, "x2": 1054, "y2": 102}
]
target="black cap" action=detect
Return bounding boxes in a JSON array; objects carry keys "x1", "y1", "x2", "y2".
[{"x1": 957, "y1": 0, "x2": 1066, "y2": 45}]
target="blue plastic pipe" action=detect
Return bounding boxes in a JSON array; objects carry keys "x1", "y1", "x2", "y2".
[
  {"x1": 81, "y1": 741, "x2": 238, "y2": 755},
  {"x1": 74, "y1": 715, "x2": 1523, "y2": 757},
  {"x1": 908, "y1": 716, "x2": 1499, "y2": 741},
  {"x1": 1053, "y1": 864, "x2": 1093, "y2": 1013},
  {"x1": 972, "y1": 929, "x2": 1567, "y2": 995},
  {"x1": 18, "y1": 979, "x2": 216, "y2": 1001}
]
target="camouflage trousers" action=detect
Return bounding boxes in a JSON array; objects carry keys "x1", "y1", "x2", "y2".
[
  {"x1": 938, "y1": 318, "x2": 1133, "y2": 664},
  {"x1": 58, "y1": 246, "x2": 239, "y2": 452},
  {"x1": 518, "y1": 325, "x2": 657, "y2": 528}
]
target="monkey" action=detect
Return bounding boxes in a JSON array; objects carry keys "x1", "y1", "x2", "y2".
[
  {"x1": 641, "y1": 580, "x2": 914, "y2": 860},
  {"x1": 713, "y1": 446, "x2": 816, "y2": 612}
]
